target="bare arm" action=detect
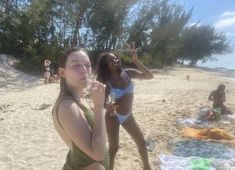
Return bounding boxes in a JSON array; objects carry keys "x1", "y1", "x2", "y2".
[
  {"x1": 58, "y1": 82, "x2": 106, "y2": 161},
  {"x1": 125, "y1": 61, "x2": 153, "y2": 79},
  {"x1": 44, "y1": 60, "x2": 51, "y2": 66},
  {"x1": 104, "y1": 85, "x2": 110, "y2": 107},
  {"x1": 127, "y1": 42, "x2": 153, "y2": 79},
  {"x1": 208, "y1": 91, "x2": 213, "y2": 101},
  {"x1": 58, "y1": 100, "x2": 106, "y2": 161},
  {"x1": 222, "y1": 92, "x2": 225, "y2": 102}
]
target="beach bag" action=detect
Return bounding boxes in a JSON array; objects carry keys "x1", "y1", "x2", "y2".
[
  {"x1": 197, "y1": 106, "x2": 213, "y2": 121},
  {"x1": 198, "y1": 107, "x2": 222, "y2": 121}
]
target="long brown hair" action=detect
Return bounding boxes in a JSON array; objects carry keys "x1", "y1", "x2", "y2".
[{"x1": 58, "y1": 47, "x2": 88, "y2": 98}]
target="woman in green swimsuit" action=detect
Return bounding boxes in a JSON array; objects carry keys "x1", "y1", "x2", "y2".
[{"x1": 52, "y1": 47, "x2": 109, "y2": 170}]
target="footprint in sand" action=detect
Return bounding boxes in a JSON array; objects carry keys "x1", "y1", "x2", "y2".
[
  {"x1": 38, "y1": 104, "x2": 51, "y2": 110},
  {"x1": 0, "y1": 155, "x2": 12, "y2": 163},
  {"x1": 0, "y1": 104, "x2": 10, "y2": 110}
]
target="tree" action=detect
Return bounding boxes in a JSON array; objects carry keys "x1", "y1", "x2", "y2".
[
  {"x1": 0, "y1": 0, "x2": 233, "y2": 73},
  {"x1": 88, "y1": 0, "x2": 137, "y2": 50},
  {"x1": 127, "y1": 0, "x2": 160, "y2": 51},
  {"x1": 127, "y1": 0, "x2": 192, "y2": 67},
  {"x1": 0, "y1": 0, "x2": 30, "y2": 55},
  {"x1": 179, "y1": 25, "x2": 232, "y2": 65},
  {"x1": 60, "y1": 0, "x2": 93, "y2": 46}
]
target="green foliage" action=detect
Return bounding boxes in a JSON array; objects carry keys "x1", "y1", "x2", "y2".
[
  {"x1": 179, "y1": 25, "x2": 233, "y2": 65},
  {"x1": 88, "y1": 0, "x2": 134, "y2": 50},
  {"x1": 125, "y1": 0, "x2": 193, "y2": 67},
  {"x1": 0, "y1": 0, "x2": 233, "y2": 73}
]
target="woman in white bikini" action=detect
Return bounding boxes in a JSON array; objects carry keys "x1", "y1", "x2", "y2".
[{"x1": 97, "y1": 43, "x2": 153, "y2": 170}]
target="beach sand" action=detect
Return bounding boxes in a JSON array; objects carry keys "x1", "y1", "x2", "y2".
[{"x1": 0, "y1": 63, "x2": 235, "y2": 169}]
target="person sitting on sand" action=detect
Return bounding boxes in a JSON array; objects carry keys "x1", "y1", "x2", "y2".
[
  {"x1": 97, "y1": 42, "x2": 153, "y2": 170},
  {"x1": 52, "y1": 47, "x2": 109, "y2": 170},
  {"x1": 44, "y1": 59, "x2": 51, "y2": 84},
  {"x1": 208, "y1": 84, "x2": 233, "y2": 115}
]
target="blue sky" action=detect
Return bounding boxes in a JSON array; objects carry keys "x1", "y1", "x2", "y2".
[{"x1": 175, "y1": 0, "x2": 235, "y2": 69}]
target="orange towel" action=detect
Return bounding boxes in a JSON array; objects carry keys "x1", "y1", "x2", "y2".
[{"x1": 182, "y1": 127, "x2": 235, "y2": 140}]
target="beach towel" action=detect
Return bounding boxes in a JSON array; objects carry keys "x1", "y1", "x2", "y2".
[
  {"x1": 189, "y1": 158, "x2": 211, "y2": 170},
  {"x1": 176, "y1": 118, "x2": 209, "y2": 127},
  {"x1": 159, "y1": 154, "x2": 235, "y2": 170},
  {"x1": 182, "y1": 127, "x2": 235, "y2": 140},
  {"x1": 171, "y1": 139, "x2": 235, "y2": 159},
  {"x1": 176, "y1": 114, "x2": 235, "y2": 127}
]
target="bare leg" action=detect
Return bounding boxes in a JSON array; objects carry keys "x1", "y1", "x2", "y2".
[
  {"x1": 122, "y1": 115, "x2": 151, "y2": 170},
  {"x1": 105, "y1": 113, "x2": 120, "y2": 170},
  {"x1": 47, "y1": 77, "x2": 50, "y2": 84},
  {"x1": 222, "y1": 104, "x2": 233, "y2": 115},
  {"x1": 44, "y1": 72, "x2": 50, "y2": 84}
]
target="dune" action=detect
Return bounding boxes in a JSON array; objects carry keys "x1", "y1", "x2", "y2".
[{"x1": 0, "y1": 54, "x2": 41, "y2": 92}]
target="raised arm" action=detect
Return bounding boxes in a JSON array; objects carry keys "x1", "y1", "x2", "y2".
[
  {"x1": 221, "y1": 91, "x2": 226, "y2": 102},
  {"x1": 127, "y1": 42, "x2": 153, "y2": 79},
  {"x1": 58, "y1": 82, "x2": 106, "y2": 161},
  {"x1": 104, "y1": 85, "x2": 110, "y2": 108},
  {"x1": 44, "y1": 59, "x2": 51, "y2": 66},
  {"x1": 208, "y1": 91, "x2": 214, "y2": 101}
]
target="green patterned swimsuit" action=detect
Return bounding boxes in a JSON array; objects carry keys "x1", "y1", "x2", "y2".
[{"x1": 53, "y1": 96, "x2": 109, "y2": 170}]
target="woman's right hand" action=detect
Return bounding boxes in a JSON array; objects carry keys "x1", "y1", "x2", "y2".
[
  {"x1": 105, "y1": 103, "x2": 119, "y2": 113},
  {"x1": 128, "y1": 42, "x2": 138, "y2": 62},
  {"x1": 91, "y1": 81, "x2": 106, "y2": 108}
]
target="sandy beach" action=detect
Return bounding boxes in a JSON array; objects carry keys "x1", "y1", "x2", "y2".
[{"x1": 0, "y1": 59, "x2": 235, "y2": 169}]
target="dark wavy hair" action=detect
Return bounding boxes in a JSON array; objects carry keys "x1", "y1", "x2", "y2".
[
  {"x1": 58, "y1": 47, "x2": 88, "y2": 97},
  {"x1": 217, "y1": 84, "x2": 225, "y2": 91},
  {"x1": 96, "y1": 52, "x2": 123, "y2": 84}
]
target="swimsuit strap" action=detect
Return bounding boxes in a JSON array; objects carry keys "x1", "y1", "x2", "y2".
[
  {"x1": 52, "y1": 96, "x2": 94, "y2": 130},
  {"x1": 52, "y1": 96, "x2": 109, "y2": 169},
  {"x1": 108, "y1": 70, "x2": 131, "y2": 88},
  {"x1": 123, "y1": 71, "x2": 131, "y2": 84}
]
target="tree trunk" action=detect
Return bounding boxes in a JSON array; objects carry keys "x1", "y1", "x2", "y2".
[
  {"x1": 71, "y1": 9, "x2": 85, "y2": 46},
  {"x1": 5, "y1": 0, "x2": 11, "y2": 15},
  {"x1": 160, "y1": 57, "x2": 166, "y2": 68},
  {"x1": 71, "y1": 20, "x2": 80, "y2": 46}
]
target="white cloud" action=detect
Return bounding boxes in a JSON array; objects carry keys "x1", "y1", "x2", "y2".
[
  {"x1": 188, "y1": 22, "x2": 201, "y2": 27},
  {"x1": 226, "y1": 32, "x2": 235, "y2": 37},
  {"x1": 220, "y1": 11, "x2": 235, "y2": 18},
  {"x1": 214, "y1": 11, "x2": 235, "y2": 29},
  {"x1": 214, "y1": 17, "x2": 235, "y2": 29}
]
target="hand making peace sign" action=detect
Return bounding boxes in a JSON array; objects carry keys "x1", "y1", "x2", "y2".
[{"x1": 127, "y1": 42, "x2": 138, "y2": 62}]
